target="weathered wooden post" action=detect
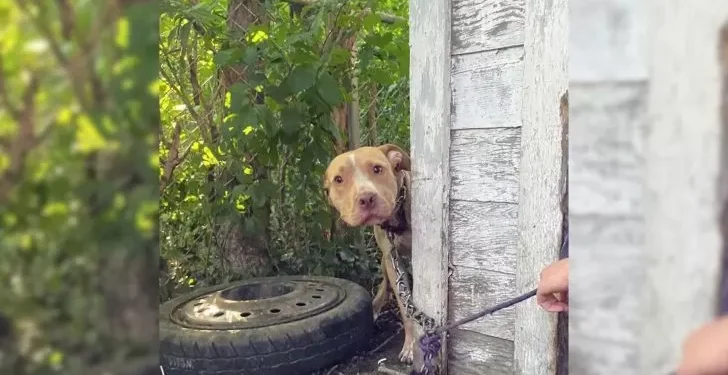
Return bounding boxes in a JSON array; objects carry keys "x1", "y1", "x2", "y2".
[
  {"x1": 570, "y1": 0, "x2": 728, "y2": 373},
  {"x1": 410, "y1": 0, "x2": 567, "y2": 372},
  {"x1": 569, "y1": 0, "x2": 649, "y2": 373},
  {"x1": 515, "y1": 0, "x2": 569, "y2": 373},
  {"x1": 640, "y1": 2, "x2": 728, "y2": 374}
]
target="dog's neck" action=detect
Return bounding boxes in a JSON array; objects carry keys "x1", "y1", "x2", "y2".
[{"x1": 379, "y1": 171, "x2": 409, "y2": 237}]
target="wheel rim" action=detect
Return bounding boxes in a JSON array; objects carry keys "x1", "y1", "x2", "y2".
[{"x1": 170, "y1": 278, "x2": 347, "y2": 329}]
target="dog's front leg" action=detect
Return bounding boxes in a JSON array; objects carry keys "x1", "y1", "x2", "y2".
[
  {"x1": 372, "y1": 256, "x2": 391, "y2": 320},
  {"x1": 382, "y1": 251, "x2": 415, "y2": 364}
]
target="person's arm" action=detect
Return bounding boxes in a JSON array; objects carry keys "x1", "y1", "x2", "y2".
[
  {"x1": 536, "y1": 258, "x2": 569, "y2": 312},
  {"x1": 677, "y1": 316, "x2": 728, "y2": 375}
]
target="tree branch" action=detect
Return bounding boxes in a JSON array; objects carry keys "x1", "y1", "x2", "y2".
[
  {"x1": 0, "y1": 55, "x2": 20, "y2": 121},
  {"x1": 55, "y1": 0, "x2": 75, "y2": 40},
  {"x1": 0, "y1": 70, "x2": 41, "y2": 204},
  {"x1": 159, "y1": 121, "x2": 191, "y2": 194}
]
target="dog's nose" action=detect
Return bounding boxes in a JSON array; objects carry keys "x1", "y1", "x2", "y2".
[{"x1": 357, "y1": 192, "x2": 377, "y2": 210}]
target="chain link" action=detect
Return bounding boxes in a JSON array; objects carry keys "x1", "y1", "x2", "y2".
[{"x1": 386, "y1": 230, "x2": 438, "y2": 333}]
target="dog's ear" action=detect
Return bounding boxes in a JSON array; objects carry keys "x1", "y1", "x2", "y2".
[{"x1": 378, "y1": 144, "x2": 411, "y2": 172}]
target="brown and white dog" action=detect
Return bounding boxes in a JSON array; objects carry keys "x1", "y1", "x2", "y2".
[{"x1": 324, "y1": 144, "x2": 416, "y2": 363}]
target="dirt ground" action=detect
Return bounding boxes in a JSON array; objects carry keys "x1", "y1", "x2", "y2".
[{"x1": 311, "y1": 308, "x2": 413, "y2": 375}]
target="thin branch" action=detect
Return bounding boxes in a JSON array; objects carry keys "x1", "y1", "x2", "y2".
[
  {"x1": 368, "y1": 82, "x2": 377, "y2": 144},
  {"x1": 159, "y1": 64, "x2": 206, "y2": 136},
  {"x1": 55, "y1": 0, "x2": 75, "y2": 40},
  {"x1": 159, "y1": 121, "x2": 192, "y2": 194},
  {"x1": 16, "y1": 0, "x2": 69, "y2": 66},
  {"x1": 0, "y1": 72, "x2": 41, "y2": 204},
  {"x1": 0, "y1": 55, "x2": 20, "y2": 121}
]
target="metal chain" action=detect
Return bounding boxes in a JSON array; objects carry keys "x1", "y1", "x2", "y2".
[
  {"x1": 381, "y1": 182, "x2": 437, "y2": 332},
  {"x1": 386, "y1": 237, "x2": 438, "y2": 332}
]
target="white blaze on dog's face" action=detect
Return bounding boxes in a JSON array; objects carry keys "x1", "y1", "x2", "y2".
[{"x1": 324, "y1": 144, "x2": 411, "y2": 227}]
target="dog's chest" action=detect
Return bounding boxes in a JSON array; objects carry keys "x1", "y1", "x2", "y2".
[{"x1": 374, "y1": 226, "x2": 413, "y2": 273}]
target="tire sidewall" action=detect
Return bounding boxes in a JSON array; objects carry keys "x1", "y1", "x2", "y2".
[{"x1": 159, "y1": 276, "x2": 373, "y2": 375}]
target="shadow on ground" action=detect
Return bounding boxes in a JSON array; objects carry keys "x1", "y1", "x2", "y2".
[{"x1": 312, "y1": 307, "x2": 412, "y2": 375}]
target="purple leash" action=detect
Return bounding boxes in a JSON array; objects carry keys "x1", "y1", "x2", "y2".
[{"x1": 409, "y1": 289, "x2": 538, "y2": 375}]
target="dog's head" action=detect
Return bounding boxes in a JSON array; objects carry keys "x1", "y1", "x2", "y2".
[{"x1": 324, "y1": 144, "x2": 411, "y2": 227}]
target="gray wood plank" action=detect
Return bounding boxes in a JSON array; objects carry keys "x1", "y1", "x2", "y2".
[
  {"x1": 451, "y1": 47, "x2": 524, "y2": 130},
  {"x1": 569, "y1": 82, "x2": 647, "y2": 375},
  {"x1": 640, "y1": 1, "x2": 728, "y2": 373},
  {"x1": 514, "y1": 0, "x2": 568, "y2": 373},
  {"x1": 448, "y1": 329, "x2": 514, "y2": 375},
  {"x1": 448, "y1": 266, "x2": 515, "y2": 340},
  {"x1": 452, "y1": 0, "x2": 525, "y2": 55},
  {"x1": 569, "y1": 334, "x2": 639, "y2": 375},
  {"x1": 569, "y1": 216, "x2": 644, "y2": 344},
  {"x1": 719, "y1": 22, "x2": 728, "y2": 316},
  {"x1": 569, "y1": 0, "x2": 648, "y2": 82},
  {"x1": 409, "y1": 0, "x2": 452, "y2": 370},
  {"x1": 450, "y1": 128, "x2": 521, "y2": 203},
  {"x1": 449, "y1": 201, "x2": 518, "y2": 275},
  {"x1": 569, "y1": 215, "x2": 644, "y2": 375},
  {"x1": 569, "y1": 83, "x2": 646, "y2": 217}
]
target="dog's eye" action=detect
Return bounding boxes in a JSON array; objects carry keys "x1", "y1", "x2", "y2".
[
  {"x1": 334, "y1": 176, "x2": 343, "y2": 184},
  {"x1": 373, "y1": 165, "x2": 382, "y2": 174}
]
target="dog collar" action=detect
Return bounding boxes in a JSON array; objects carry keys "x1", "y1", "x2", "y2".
[{"x1": 380, "y1": 184, "x2": 408, "y2": 237}]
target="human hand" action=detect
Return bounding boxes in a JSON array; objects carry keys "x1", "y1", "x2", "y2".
[
  {"x1": 677, "y1": 316, "x2": 728, "y2": 375},
  {"x1": 536, "y1": 258, "x2": 569, "y2": 312}
]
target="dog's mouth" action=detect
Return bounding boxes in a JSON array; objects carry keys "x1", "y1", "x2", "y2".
[
  {"x1": 361, "y1": 214, "x2": 386, "y2": 226},
  {"x1": 346, "y1": 209, "x2": 392, "y2": 227}
]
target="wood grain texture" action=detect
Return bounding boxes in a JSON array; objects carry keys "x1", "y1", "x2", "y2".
[
  {"x1": 452, "y1": 0, "x2": 525, "y2": 55},
  {"x1": 569, "y1": 82, "x2": 646, "y2": 375},
  {"x1": 448, "y1": 329, "x2": 514, "y2": 375},
  {"x1": 569, "y1": 216, "x2": 644, "y2": 344},
  {"x1": 569, "y1": 83, "x2": 646, "y2": 217},
  {"x1": 448, "y1": 266, "x2": 515, "y2": 340},
  {"x1": 640, "y1": 2, "x2": 728, "y2": 373},
  {"x1": 450, "y1": 128, "x2": 521, "y2": 203},
  {"x1": 568, "y1": 216, "x2": 644, "y2": 375},
  {"x1": 449, "y1": 201, "x2": 518, "y2": 274},
  {"x1": 569, "y1": 0, "x2": 648, "y2": 82},
  {"x1": 569, "y1": 334, "x2": 639, "y2": 375},
  {"x1": 720, "y1": 23, "x2": 728, "y2": 315},
  {"x1": 409, "y1": 0, "x2": 451, "y2": 370},
  {"x1": 451, "y1": 47, "x2": 524, "y2": 130},
  {"x1": 514, "y1": 0, "x2": 568, "y2": 373}
]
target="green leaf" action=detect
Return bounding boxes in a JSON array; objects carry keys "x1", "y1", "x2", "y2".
[
  {"x1": 316, "y1": 72, "x2": 343, "y2": 107},
  {"x1": 249, "y1": 182, "x2": 271, "y2": 208},
  {"x1": 266, "y1": 84, "x2": 289, "y2": 103},
  {"x1": 370, "y1": 67, "x2": 394, "y2": 85},
  {"x1": 358, "y1": 48, "x2": 374, "y2": 71},
  {"x1": 363, "y1": 13, "x2": 380, "y2": 31},
  {"x1": 255, "y1": 105, "x2": 278, "y2": 134},
  {"x1": 213, "y1": 48, "x2": 242, "y2": 67},
  {"x1": 285, "y1": 65, "x2": 317, "y2": 93},
  {"x1": 242, "y1": 46, "x2": 259, "y2": 65},
  {"x1": 228, "y1": 83, "x2": 250, "y2": 112},
  {"x1": 178, "y1": 21, "x2": 193, "y2": 56},
  {"x1": 329, "y1": 47, "x2": 351, "y2": 67},
  {"x1": 258, "y1": 179, "x2": 277, "y2": 195},
  {"x1": 280, "y1": 106, "x2": 303, "y2": 136},
  {"x1": 231, "y1": 185, "x2": 248, "y2": 200}
]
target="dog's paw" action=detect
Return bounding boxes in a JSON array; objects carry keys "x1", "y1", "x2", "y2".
[{"x1": 398, "y1": 339, "x2": 414, "y2": 364}]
